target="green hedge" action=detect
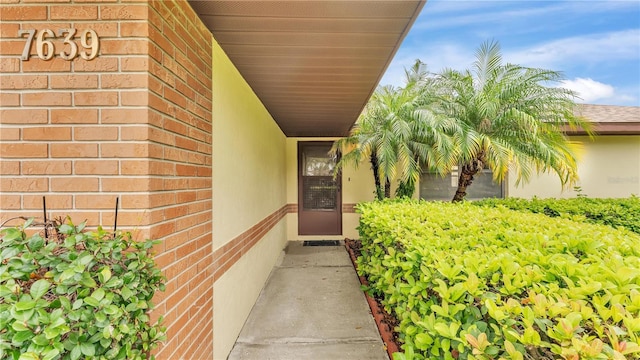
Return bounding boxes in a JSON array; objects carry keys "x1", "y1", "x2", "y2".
[
  {"x1": 357, "y1": 200, "x2": 640, "y2": 360},
  {"x1": 0, "y1": 218, "x2": 165, "y2": 360},
  {"x1": 473, "y1": 196, "x2": 640, "y2": 234}
]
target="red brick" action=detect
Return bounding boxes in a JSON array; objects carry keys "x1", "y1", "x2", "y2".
[
  {"x1": 50, "y1": 5, "x2": 97, "y2": 20},
  {"x1": 101, "y1": 73, "x2": 147, "y2": 89},
  {"x1": 51, "y1": 177, "x2": 99, "y2": 192},
  {"x1": 149, "y1": 192, "x2": 175, "y2": 207},
  {"x1": 73, "y1": 57, "x2": 118, "y2": 72},
  {"x1": 101, "y1": 143, "x2": 149, "y2": 158},
  {"x1": 120, "y1": 126, "x2": 149, "y2": 141},
  {"x1": 0, "y1": 75, "x2": 47, "y2": 89},
  {"x1": 0, "y1": 177, "x2": 48, "y2": 192},
  {"x1": 0, "y1": 160, "x2": 20, "y2": 174},
  {"x1": 0, "y1": 22, "x2": 19, "y2": 37},
  {"x1": 50, "y1": 75, "x2": 98, "y2": 89},
  {"x1": 0, "y1": 127, "x2": 20, "y2": 140},
  {"x1": 120, "y1": 22, "x2": 149, "y2": 37},
  {"x1": 120, "y1": 193, "x2": 150, "y2": 208},
  {"x1": 0, "y1": 92, "x2": 20, "y2": 106},
  {"x1": 100, "y1": 108, "x2": 147, "y2": 124},
  {"x1": 100, "y1": 39, "x2": 147, "y2": 55},
  {"x1": 23, "y1": 195, "x2": 72, "y2": 210},
  {"x1": 0, "y1": 58, "x2": 19, "y2": 72},
  {"x1": 74, "y1": 22, "x2": 118, "y2": 37},
  {"x1": 101, "y1": 177, "x2": 150, "y2": 192},
  {"x1": 164, "y1": 86, "x2": 186, "y2": 108},
  {"x1": 22, "y1": 160, "x2": 71, "y2": 175},
  {"x1": 22, "y1": 58, "x2": 72, "y2": 73},
  {"x1": 74, "y1": 91, "x2": 118, "y2": 106},
  {"x1": 12, "y1": 22, "x2": 71, "y2": 31},
  {"x1": 51, "y1": 109, "x2": 98, "y2": 124},
  {"x1": 23, "y1": 127, "x2": 72, "y2": 141},
  {"x1": 120, "y1": 90, "x2": 148, "y2": 106},
  {"x1": 23, "y1": 92, "x2": 72, "y2": 106},
  {"x1": 0, "y1": 195, "x2": 21, "y2": 210},
  {"x1": 0, "y1": 6, "x2": 47, "y2": 21},
  {"x1": 101, "y1": 209, "x2": 152, "y2": 226},
  {"x1": 75, "y1": 194, "x2": 119, "y2": 209},
  {"x1": 0, "y1": 143, "x2": 47, "y2": 158},
  {"x1": 148, "y1": 127, "x2": 174, "y2": 145},
  {"x1": 74, "y1": 126, "x2": 118, "y2": 140},
  {"x1": 74, "y1": 160, "x2": 119, "y2": 175},
  {"x1": 51, "y1": 143, "x2": 97, "y2": 158},
  {"x1": 120, "y1": 159, "x2": 150, "y2": 175},
  {"x1": 121, "y1": 57, "x2": 149, "y2": 72},
  {"x1": 20, "y1": 0, "x2": 69, "y2": 3},
  {"x1": 100, "y1": 5, "x2": 148, "y2": 20},
  {"x1": 0, "y1": 40, "x2": 29, "y2": 57}
]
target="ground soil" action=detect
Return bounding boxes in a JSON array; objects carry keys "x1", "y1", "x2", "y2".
[{"x1": 344, "y1": 239, "x2": 402, "y2": 358}]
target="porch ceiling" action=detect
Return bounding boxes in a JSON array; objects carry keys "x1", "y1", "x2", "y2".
[{"x1": 188, "y1": 0, "x2": 426, "y2": 137}]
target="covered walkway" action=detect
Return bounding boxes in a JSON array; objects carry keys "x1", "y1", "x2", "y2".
[{"x1": 228, "y1": 241, "x2": 388, "y2": 360}]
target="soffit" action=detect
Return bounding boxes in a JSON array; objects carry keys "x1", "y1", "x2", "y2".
[{"x1": 188, "y1": 0, "x2": 426, "y2": 137}]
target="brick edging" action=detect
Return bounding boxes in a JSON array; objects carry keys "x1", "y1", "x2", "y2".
[{"x1": 212, "y1": 204, "x2": 288, "y2": 281}]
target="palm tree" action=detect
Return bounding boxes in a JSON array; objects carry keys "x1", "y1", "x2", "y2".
[
  {"x1": 332, "y1": 61, "x2": 458, "y2": 200},
  {"x1": 431, "y1": 41, "x2": 593, "y2": 202}
]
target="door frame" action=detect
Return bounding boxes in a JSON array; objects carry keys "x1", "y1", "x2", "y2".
[{"x1": 297, "y1": 141, "x2": 342, "y2": 235}]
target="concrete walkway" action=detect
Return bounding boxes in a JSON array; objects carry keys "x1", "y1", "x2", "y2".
[{"x1": 228, "y1": 241, "x2": 388, "y2": 360}]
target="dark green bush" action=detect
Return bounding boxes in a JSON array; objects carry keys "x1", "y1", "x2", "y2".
[
  {"x1": 0, "y1": 218, "x2": 165, "y2": 360},
  {"x1": 357, "y1": 200, "x2": 640, "y2": 360},
  {"x1": 473, "y1": 196, "x2": 640, "y2": 234}
]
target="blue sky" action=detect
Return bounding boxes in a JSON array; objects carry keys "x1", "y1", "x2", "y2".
[{"x1": 380, "y1": 0, "x2": 640, "y2": 106}]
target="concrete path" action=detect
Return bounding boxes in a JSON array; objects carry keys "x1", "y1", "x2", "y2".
[{"x1": 227, "y1": 241, "x2": 388, "y2": 360}]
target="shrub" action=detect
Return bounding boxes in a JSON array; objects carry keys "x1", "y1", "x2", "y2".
[
  {"x1": 0, "y1": 218, "x2": 166, "y2": 360},
  {"x1": 473, "y1": 196, "x2": 640, "y2": 234},
  {"x1": 357, "y1": 200, "x2": 640, "y2": 360}
]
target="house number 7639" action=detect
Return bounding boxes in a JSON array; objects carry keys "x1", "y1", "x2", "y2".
[{"x1": 18, "y1": 29, "x2": 99, "y2": 61}]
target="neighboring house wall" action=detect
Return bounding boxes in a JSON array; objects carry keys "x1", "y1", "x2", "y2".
[
  {"x1": 210, "y1": 38, "x2": 288, "y2": 359},
  {"x1": 509, "y1": 135, "x2": 640, "y2": 198},
  {"x1": 0, "y1": 1, "x2": 214, "y2": 358}
]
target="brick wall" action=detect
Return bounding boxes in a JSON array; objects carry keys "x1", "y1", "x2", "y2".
[{"x1": 0, "y1": 1, "x2": 213, "y2": 358}]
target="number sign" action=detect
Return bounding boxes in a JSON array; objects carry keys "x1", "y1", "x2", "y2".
[{"x1": 18, "y1": 29, "x2": 100, "y2": 61}]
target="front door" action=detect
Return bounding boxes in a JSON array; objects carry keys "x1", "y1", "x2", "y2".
[{"x1": 298, "y1": 142, "x2": 342, "y2": 235}]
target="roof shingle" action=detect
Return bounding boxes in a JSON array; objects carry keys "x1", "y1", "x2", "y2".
[
  {"x1": 577, "y1": 104, "x2": 640, "y2": 123},
  {"x1": 571, "y1": 104, "x2": 640, "y2": 135}
]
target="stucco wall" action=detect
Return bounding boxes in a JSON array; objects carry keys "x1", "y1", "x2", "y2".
[
  {"x1": 211, "y1": 38, "x2": 288, "y2": 359},
  {"x1": 509, "y1": 135, "x2": 640, "y2": 198}
]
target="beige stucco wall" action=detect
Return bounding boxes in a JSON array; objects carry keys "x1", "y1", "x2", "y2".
[
  {"x1": 509, "y1": 135, "x2": 640, "y2": 198},
  {"x1": 212, "y1": 224, "x2": 286, "y2": 358},
  {"x1": 211, "y1": 38, "x2": 288, "y2": 358}
]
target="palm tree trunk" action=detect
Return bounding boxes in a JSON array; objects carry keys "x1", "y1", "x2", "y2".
[
  {"x1": 384, "y1": 178, "x2": 391, "y2": 198},
  {"x1": 452, "y1": 157, "x2": 484, "y2": 203},
  {"x1": 370, "y1": 153, "x2": 384, "y2": 200}
]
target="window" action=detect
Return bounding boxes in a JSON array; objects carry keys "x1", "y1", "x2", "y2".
[{"x1": 419, "y1": 167, "x2": 504, "y2": 201}]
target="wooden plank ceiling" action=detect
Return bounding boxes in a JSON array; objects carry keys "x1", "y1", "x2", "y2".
[{"x1": 188, "y1": 0, "x2": 426, "y2": 137}]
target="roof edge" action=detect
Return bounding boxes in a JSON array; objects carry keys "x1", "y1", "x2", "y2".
[{"x1": 565, "y1": 122, "x2": 640, "y2": 136}]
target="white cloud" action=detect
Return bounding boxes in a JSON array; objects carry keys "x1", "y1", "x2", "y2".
[
  {"x1": 559, "y1": 78, "x2": 615, "y2": 103},
  {"x1": 504, "y1": 29, "x2": 640, "y2": 69}
]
